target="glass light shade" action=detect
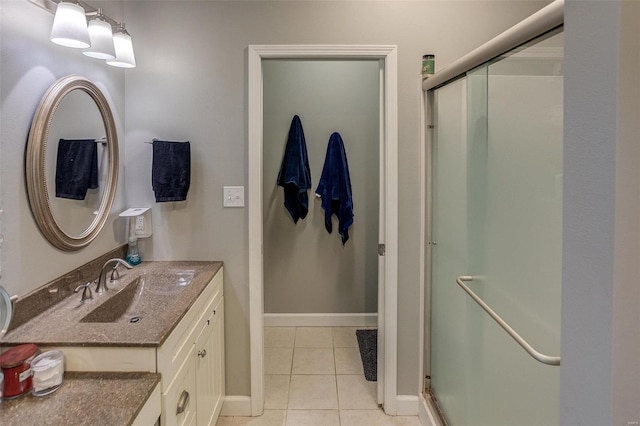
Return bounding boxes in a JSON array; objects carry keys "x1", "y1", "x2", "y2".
[
  {"x1": 83, "y1": 18, "x2": 115, "y2": 59},
  {"x1": 50, "y1": 2, "x2": 90, "y2": 48},
  {"x1": 106, "y1": 31, "x2": 136, "y2": 68}
]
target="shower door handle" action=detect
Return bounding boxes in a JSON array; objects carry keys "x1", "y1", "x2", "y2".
[{"x1": 455, "y1": 276, "x2": 561, "y2": 366}]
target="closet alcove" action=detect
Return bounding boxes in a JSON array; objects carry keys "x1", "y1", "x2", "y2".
[{"x1": 262, "y1": 59, "x2": 380, "y2": 318}]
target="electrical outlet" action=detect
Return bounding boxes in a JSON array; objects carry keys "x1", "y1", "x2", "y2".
[
  {"x1": 223, "y1": 186, "x2": 244, "y2": 207},
  {"x1": 135, "y1": 216, "x2": 145, "y2": 231}
]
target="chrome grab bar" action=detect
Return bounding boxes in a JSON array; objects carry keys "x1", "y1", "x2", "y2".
[{"x1": 456, "y1": 276, "x2": 561, "y2": 366}]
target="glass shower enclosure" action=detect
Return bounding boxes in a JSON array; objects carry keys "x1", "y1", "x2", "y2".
[{"x1": 426, "y1": 30, "x2": 563, "y2": 425}]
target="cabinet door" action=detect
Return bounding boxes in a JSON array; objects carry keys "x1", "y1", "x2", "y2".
[
  {"x1": 211, "y1": 300, "x2": 224, "y2": 421},
  {"x1": 195, "y1": 299, "x2": 224, "y2": 426},
  {"x1": 162, "y1": 345, "x2": 196, "y2": 426}
]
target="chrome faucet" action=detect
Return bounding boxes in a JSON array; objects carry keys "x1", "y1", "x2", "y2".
[
  {"x1": 96, "y1": 258, "x2": 133, "y2": 293},
  {"x1": 74, "y1": 282, "x2": 93, "y2": 302}
]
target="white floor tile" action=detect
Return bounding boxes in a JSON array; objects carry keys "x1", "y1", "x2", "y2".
[
  {"x1": 254, "y1": 327, "x2": 419, "y2": 426},
  {"x1": 339, "y1": 409, "x2": 390, "y2": 426},
  {"x1": 265, "y1": 375, "x2": 290, "y2": 409},
  {"x1": 265, "y1": 347, "x2": 293, "y2": 374},
  {"x1": 340, "y1": 409, "x2": 423, "y2": 426},
  {"x1": 265, "y1": 327, "x2": 296, "y2": 348},
  {"x1": 285, "y1": 409, "x2": 340, "y2": 426},
  {"x1": 337, "y1": 374, "x2": 378, "y2": 410},
  {"x1": 216, "y1": 410, "x2": 286, "y2": 426},
  {"x1": 216, "y1": 416, "x2": 235, "y2": 426},
  {"x1": 294, "y1": 327, "x2": 333, "y2": 347},
  {"x1": 288, "y1": 375, "x2": 338, "y2": 409},
  {"x1": 292, "y1": 348, "x2": 335, "y2": 374},
  {"x1": 391, "y1": 415, "x2": 424, "y2": 426},
  {"x1": 334, "y1": 347, "x2": 363, "y2": 374},
  {"x1": 332, "y1": 327, "x2": 359, "y2": 347},
  {"x1": 339, "y1": 409, "x2": 394, "y2": 426}
]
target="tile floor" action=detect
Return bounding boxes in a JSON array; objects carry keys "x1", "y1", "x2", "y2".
[{"x1": 216, "y1": 326, "x2": 421, "y2": 426}]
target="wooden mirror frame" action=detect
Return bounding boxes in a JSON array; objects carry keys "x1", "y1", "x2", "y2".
[{"x1": 26, "y1": 75, "x2": 119, "y2": 251}]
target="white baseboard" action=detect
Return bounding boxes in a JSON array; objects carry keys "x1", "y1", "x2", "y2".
[
  {"x1": 419, "y1": 393, "x2": 440, "y2": 426},
  {"x1": 220, "y1": 396, "x2": 252, "y2": 417},
  {"x1": 263, "y1": 313, "x2": 377, "y2": 327},
  {"x1": 396, "y1": 395, "x2": 420, "y2": 416}
]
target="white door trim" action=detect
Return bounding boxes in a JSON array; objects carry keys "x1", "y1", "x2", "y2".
[{"x1": 247, "y1": 44, "x2": 398, "y2": 416}]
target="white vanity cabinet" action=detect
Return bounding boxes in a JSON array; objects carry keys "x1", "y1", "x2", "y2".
[
  {"x1": 195, "y1": 297, "x2": 225, "y2": 425},
  {"x1": 158, "y1": 268, "x2": 225, "y2": 426}
]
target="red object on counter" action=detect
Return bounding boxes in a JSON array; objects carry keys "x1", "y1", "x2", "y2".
[{"x1": 0, "y1": 344, "x2": 39, "y2": 398}]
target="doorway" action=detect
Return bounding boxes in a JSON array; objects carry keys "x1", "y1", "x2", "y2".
[
  {"x1": 262, "y1": 59, "x2": 379, "y2": 320},
  {"x1": 248, "y1": 45, "x2": 398, "y2": 416}
]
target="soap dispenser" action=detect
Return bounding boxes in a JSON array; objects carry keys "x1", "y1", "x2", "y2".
[{"x1": 126, "y1": 236, "x2": 141, "y2": 265}]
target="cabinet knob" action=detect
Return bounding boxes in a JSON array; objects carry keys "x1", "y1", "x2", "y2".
[
  {"x1": 176, "y1": 390, "x2": 190, "y2": 415},
  {"x1": 198, "y1": 349, "x2": 207, "y2": 358}
]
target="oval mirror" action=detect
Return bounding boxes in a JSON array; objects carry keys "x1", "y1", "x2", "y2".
[{"x1": 26, "y1": 75, "x2": 119, "y2": 251}]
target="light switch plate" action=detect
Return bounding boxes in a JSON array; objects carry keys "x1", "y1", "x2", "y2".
[{"x1": 223, "y1": 186, "x2": 245, "y2": 207}]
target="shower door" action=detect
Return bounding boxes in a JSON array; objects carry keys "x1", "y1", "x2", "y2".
[{"x1": 428, "y1": 31, "x2": 563, "y2": 425}]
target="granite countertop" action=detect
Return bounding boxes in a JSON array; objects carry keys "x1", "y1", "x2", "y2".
[
  {"x1": 2, "y1": 261, "x2": 223, "y2": 347},
  {"x1": 0, "y1": 372, "x2": 160, "y2": 425}
]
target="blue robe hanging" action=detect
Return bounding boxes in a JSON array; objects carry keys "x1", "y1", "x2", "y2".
[
  {"x1": 277, "y1": 115, "x2": 312, "y2": 223},
  {"x1": 315, "y1": 132, "x2": 354, "y2": 245}
]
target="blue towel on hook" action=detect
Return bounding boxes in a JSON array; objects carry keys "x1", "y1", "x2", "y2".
[
  {"x1": 152, "y1": 140, "x2": 191, "y2": 202},
  {"x1": 277, "y1": 115, "x2": 312, "y2": 223},
  {"x1": 315, "y1": 132, "x2": 354, "y2": 245},
  {"x1": 55, "y1": 138, "x2": 99, "y2": 200}
]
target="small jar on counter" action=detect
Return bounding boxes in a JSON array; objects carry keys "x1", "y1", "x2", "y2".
[
  {"x1": 0, "y1": 343, "x2": 39, "y2": 399},
  {"x1": 31, "y1": 350, "x2": 64, "y2": 396},
  {"x1": 422, "y1": 54, "x2": 435, "y2": 78}
]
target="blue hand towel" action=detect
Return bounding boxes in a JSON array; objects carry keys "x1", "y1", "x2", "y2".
[
  {"x1": 315, "y1": 132, "x2": 354, "y2": 245},
  {"x1": 55, "y1": 139, "x2": 99, "y2": 200},
  {"x1": 152, "y1": 140, "x2": 191, "y2": 202},
  {"x1": 277, "y1": 115, "x2": 312, "y2": 223}
]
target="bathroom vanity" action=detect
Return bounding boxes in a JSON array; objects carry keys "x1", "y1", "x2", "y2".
[
  {"x1": 5, "y1": 74, "x2": 225, "y2": 425},
  {"x1": 1, "y1": 259, "x2": 225, "y2": 426}
]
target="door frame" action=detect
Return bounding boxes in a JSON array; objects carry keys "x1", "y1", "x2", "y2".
[{"x1": 248, "y1": 44, "x2": 398, "y2": 416}]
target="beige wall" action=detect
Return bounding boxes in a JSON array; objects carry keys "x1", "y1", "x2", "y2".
[
  {"x1": 613, "y1": 3, "x2": 640, "y2": 422},
  {"x1": 262, "y1": 59, "x2": 380, "y2": 315},
  {"x1": 123, "y1": 0, "x2": 546, "y2": 396},
  {"x1": 562, "y1": 0, "x2": 640, "y2": 423}
]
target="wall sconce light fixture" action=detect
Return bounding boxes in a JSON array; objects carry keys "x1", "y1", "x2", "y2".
[
  {"x1": 32, "y1": 0, "x2": 136, "y2": 68},
  {"x1": 49, "y1": 1, "x2": 90, "y2": 48},
  {"x1": 106, "y1": 24, "x2": 136, "y2": 68},
  {"x1": 83, "y1": 10, "x2": 116, "y2": 60}
]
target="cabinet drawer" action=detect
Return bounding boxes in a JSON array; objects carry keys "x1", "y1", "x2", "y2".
[
  {"x1": 158, "y1": 268, "x2": 223, "y2": 389},
  {"x1": 162, "y1": 345, "x2": 196, "y2": 426}
]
